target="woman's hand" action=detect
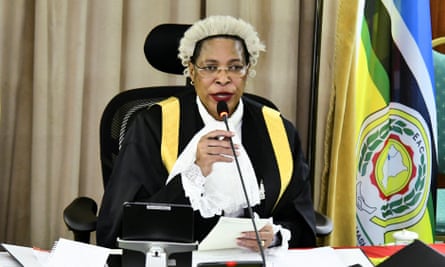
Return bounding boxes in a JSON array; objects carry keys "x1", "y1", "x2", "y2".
[
  {"x1": 195, "y1": 129, "x2": 239, "y2": 176},
  {"x1": 237, "y1": 223, "x2": 275, "y2": 251}
]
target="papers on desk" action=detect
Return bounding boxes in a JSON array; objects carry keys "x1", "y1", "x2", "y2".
[
  {"x1": 198, "y1": 216, "x2": 269, "y2": 251},
  {"x1": 272, "y1": 247, "x2": 347, "y2": 267},
  {"x1": 193, "y1": 248, "x2": 265, "y2": 266},
  {"x1": 0, "y1": 252, "x2": 22, "y2": 267},
  {"x1": 195, "y1": 216, "x2": 373, "y2": 266},
  {"x1": 2, "y1": 239, "x2": 111, "y2": 267},
  {"x1": 1, "y1": 244, "x2": 47, "y2": 267},
  {"x1": 47, "y1": 238, "x2": 110, "y2": 267},
  {"x1": 335, "y1": 248, "x2": 374, "y2": 267},
  {"x1": 193, "y1": 247, "x2": 373, "y2": 267}
]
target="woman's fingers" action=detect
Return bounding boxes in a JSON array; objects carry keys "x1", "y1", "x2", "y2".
[
  {"x1": 195, "y1": 130, "x2": 239, "y2": 176},
  {"x1": 237, "y1": 224, "x2": 274, "y2": 251}
]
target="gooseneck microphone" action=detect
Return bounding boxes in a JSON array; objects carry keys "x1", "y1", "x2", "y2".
[{"x1": 217, "y1": 101, "x2": 266, "y2": 266}]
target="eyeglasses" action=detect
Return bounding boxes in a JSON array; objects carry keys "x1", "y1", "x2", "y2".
[{"x1": 194, "y1": 64, "x2": 249, "y2": 78}]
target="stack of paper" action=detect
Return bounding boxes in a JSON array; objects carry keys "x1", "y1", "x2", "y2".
[
  {"x1": 2, "y1": 238, "x2": 110, "y2": 267},
  {"x1": 47, "y1": 238, "x2": 110, "y2": 267},
  {"x1": 193, "y1": 216, "x2": 373, "y2": 267},
  {"x1": 198, "y1": 217, "x2": 269, "y2": 251},
  {"x1": 1, "y1": 244, "x2": 47, "y2": 267}
]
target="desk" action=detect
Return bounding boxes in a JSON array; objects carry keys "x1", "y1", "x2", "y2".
[
  {"x1": 1, "y1": 247, "x2": 371, "y2": 267},
  {"x1": 2, "y1": 243, "x2": 444, "y2": 267}
]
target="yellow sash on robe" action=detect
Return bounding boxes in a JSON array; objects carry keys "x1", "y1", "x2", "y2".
[{"x1": 156, "y1": 97, "x2": 293, "y2": 210}]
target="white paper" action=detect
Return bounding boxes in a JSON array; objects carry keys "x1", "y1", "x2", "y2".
[
  {"x1": 0, "y1": 252, "x2": 22, "y2": 267},
  {"x1": 335, "y1": 248, "x2": 374, "y2": 267},
  {"x1": 271, "y1": 247, "x2": 347, "y2": 267},
  {"x1": 47, "y1": 238, "x2": 109, "y2": 267},
  {"x1": 0, "y1": 251, "x2": 23, "y2": 267},
  {"x1": 193, "y1": 248, "x2": 266, "y2": 267},
  {"x1": 2, "y1": 240, "x2": 112, "y2": 267},
  {"x1": 193, "y1": 246, "x2": 351, "y2": 267},
  {"x1": 1, "y1": 243, "x2": 46, "y2": 267},
  {"x1": 198, "y1": 217, "x2": 269, "y2": 251}
]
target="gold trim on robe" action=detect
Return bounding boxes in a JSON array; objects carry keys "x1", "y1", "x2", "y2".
[{"x1": 158, "y1": 98, "x2": 293, "y2": 210}]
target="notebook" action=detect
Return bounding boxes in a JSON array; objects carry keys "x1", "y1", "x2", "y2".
[{"x1": 121, "y1": 202, "x2": 194, "y2": 243}]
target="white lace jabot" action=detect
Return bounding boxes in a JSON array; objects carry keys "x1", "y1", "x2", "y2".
[{"x1": 165, "y1": 97, "x2": 261, "y2": 218}]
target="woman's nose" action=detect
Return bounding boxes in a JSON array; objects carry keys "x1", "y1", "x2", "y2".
[{"x1": 215, "y1": 69, "x2": 231, "y2": 84}]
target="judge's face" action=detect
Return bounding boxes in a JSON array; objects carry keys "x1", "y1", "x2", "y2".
[{"x1": 189, "y1": 37, "x2": 249, "y2": 120}]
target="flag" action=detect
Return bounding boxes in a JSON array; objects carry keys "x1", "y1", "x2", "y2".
[{"x1": 355, "y1": 0, "x2": 437, "y2": 245}]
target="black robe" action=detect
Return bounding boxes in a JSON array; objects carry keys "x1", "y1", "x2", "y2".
[{"x1": 97, "y1": 89, "x2": 316, "y2": 249}]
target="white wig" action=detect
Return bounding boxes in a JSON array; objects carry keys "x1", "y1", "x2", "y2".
[{"x1": 178, "y1": 15, "x2": 266, "y2": 77}]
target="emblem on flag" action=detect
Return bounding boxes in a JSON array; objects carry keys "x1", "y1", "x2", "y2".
[{"x1": 356, "y1": 103, "x2": 432, "y2": 245}]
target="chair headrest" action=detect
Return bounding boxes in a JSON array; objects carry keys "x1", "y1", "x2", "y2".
[{"x1": 144, "y1": 24, "x2": 191, "y2": 75}]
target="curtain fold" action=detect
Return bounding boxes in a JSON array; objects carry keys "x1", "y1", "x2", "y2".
[
  {"x1": 0, "y1": 0, "x2": 34, "y2": 246},
  {"x1": 312, "y1": 0, "x2": 336, "y2": 210},
  {"x1": 318, "y1": 0, "x2": 361, "y2": 246},
  {"x1": 0, "y1": 0, "x2": 318, "y2": 248}
]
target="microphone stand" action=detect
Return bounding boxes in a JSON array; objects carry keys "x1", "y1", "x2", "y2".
[{"x1": 220, "y1": 112, "x2": 267, "y2": 267}]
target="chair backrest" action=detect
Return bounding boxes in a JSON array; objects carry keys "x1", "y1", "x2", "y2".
[
  {"x1": 99, "y1": 24, "x2": 278, "y2": 189},
  {"x1": 100, "y1": 23, "x2": 191, "y2": 187},
  {"x1": 144, "y1": 24, "x2": 191, "y2": 75},
  {"x1": 100, "y1": 86, "x2": 192, "y2": 187}
]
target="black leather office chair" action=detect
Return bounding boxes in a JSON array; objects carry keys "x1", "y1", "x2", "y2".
[{"x1": 63, "y1": 23, "x2": 332, "y2": 245}]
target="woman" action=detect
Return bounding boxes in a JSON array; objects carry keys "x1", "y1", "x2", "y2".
[{"x1": 97, "y1": 15, "x2": 316, "y2": 253}]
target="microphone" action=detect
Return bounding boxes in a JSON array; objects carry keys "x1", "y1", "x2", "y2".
[
  {"x1": 217, "y1": 101, "x2": 229, "y2": 119},
  {"x1": 217, "y1": 101, "x2": 266, "y2": 266}
]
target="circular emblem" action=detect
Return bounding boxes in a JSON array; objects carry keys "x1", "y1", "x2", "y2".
[{"x1": 356, "y1": 103, "x2": 431, "y2": 245}]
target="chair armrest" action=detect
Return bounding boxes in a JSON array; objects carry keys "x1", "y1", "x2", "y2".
[
  {"x1": 315, "y1": 211, "x2": 333, "y2": 237},
  {"x1": 63, "y1": 196, "x2": 98, "y2": 233}
]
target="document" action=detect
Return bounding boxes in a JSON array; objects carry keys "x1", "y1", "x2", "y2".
[
  {"x1": 1, "y1": 243, "x2": 47, "y2": 267},
  {"x1": 46, "y1": 238, "x2": 109, "y2": 267},
  {"x1": 198, "y1": 217, "x2": 269, "y2": 251},
  {"x1": 0, "y1": 252, "x2": 22, "y2": 267},
  {"x1": 272, "y1": 247, "x2": 347, "y2": 267},
  {"x1": 193, "y1": 248, "x2": 265, "y2": 266},
  {"x1": 194, "y1": 246, "x2": 363, "y2": 267},
  {"x1": 2, "y1": 239, "x2": 110, "y2": 267},
  {"x1": 335, "y1": 248, "x2": 374, "y2": 267}
]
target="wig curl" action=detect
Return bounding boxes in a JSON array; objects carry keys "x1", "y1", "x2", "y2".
[{"x1": 178, "y1": 15, "x2": 266, "y2": 77}]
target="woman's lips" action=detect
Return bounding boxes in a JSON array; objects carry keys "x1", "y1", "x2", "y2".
[{"x1": 211, "y1": 93, "x2": 233, "y2": 102}]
